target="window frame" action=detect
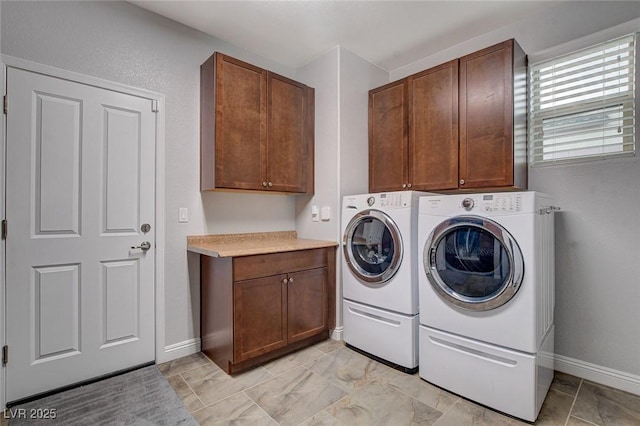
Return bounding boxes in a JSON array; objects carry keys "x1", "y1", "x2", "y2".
[{"x1": 528, "y1": 33, "x2": 637, "y2": 167}]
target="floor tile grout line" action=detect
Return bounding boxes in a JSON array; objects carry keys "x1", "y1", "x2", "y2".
[
  {"x1": 176, "y1": 372, "x2": 207, "y2": 413},
  {"x1": 564, "y1": 378, "x2": 583, "y2": 426},
  {"x1": 568, "y1": 415, "x2": 601, "y2": 426},
  {"x1": 242, "y1": 389, "x2": 280, "y2": 425}
]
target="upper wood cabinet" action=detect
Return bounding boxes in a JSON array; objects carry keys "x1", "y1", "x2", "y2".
[
  {"x1": 200, "y1": 53, "x2": 314, "y2": 194},
  {"x1": 369, "y1": 79, "x2": 408, "y2": 193},
  {"x1": 368, "y1": 39, "x2": 527, "y2": 193},
  {"x1": 459, "y1": 39, "x2": 526, "y2": 190},
  {"x1": 369, "y1": 60, "x2": 459, "y2": 193}
]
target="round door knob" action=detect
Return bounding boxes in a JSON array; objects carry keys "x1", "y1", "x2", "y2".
[
  {"x1": 407, "y1": 183, "x2": 412, "y2": 189},
  {"x1": 288, "y1": 277, "x2": 294, "y2": 283},
  {"x1": 268, "y1": 182, "x2": 273, "y2": 187},
  {"x1": 402, "y1": 183, "x2": 407, "y2": 189},
  {"x1": 459, "y1": 179, "x2": 465, "y2": 185},
  {"x1": 282, "y1": 278, "x2": 288, "y2": 285},
  {"x1": 262, "y1": 181, "x2": 268, "y2": 187}
]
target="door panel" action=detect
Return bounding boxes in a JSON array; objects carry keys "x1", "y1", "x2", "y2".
[
  {"x1": 267, "y1": 72, "x2": 308, "y2": 193},
  {"x1": 34, "y1": 93, "x2": 82, "y2": 235},
  {"x1": 101, "y1": 259, "x2": 140, "y2": 346},
  {"x1": 234, "y1": 275, "x2": 287, "y2": 362},
  {"x1": 214, "y1": 54, "x2": 266, "y2": 190},
  {"x1": 459, "y1": 40, "x2": 514, "y2": 188},
  {"x1": 104, "y1": 106, "x2": 141, "y2": 233},
  {"x1": 33, "y1": 264, "x2": 81, "y2": 361},
  {"x1": 287, "y1": 268, "x2": 328, "y2": 343},
  {"x1": 369, "y1": 80, "x2": 408, "y2": 192},
  {"x1": 409, "y1": 60, "x2": 459, "y2": 190},
  {"x1": 6, "y1": 67, "x2": 156, "y2": 403}
]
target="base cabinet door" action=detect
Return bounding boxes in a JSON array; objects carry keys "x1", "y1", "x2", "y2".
[
  {"x1": 287, "y1": 268, "x2": 328, "y2": 343},
  {"x1": 233, "y1": 274, "x2": 288, "y2": 363},
  {"x1": 201, "y1": 246, "x2": 336, "y2": 374}
]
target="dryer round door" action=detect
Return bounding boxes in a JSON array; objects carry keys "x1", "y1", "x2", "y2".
[
  {"x1": 423, "y1": 215, "x2": 524, "y2": 311},
  {"x1": 343, "y1": 209, "x2": 403, "y2": 285}
]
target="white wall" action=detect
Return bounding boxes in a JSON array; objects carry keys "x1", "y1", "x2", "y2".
[
  {"x1": 387, "y1": 1, "x2": 640, "y2": 387},
  {"x1": 295, "y1": 47, "x2": 388, "y2": 338},
  {"x1": 0, "y1": 0, "x2": 299, "y2": 356}
]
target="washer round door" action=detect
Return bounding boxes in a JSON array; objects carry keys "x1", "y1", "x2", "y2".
[
  {"x1": 343, "y1": 209, "x2": 403, "y2": 285},
  {"x1": 423, "y1": 215, "x2": 524, "y2": 311}
]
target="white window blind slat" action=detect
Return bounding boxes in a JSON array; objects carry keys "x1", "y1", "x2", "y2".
[{"x1": 529, "y1": 34, "x2": 636, "y2": 166}]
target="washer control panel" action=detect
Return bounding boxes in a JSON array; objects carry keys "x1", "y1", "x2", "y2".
[{"x1": 473, "y1": 193, "x2": 523, "y2": 213}]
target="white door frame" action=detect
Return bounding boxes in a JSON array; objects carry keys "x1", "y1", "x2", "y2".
[{"x1": 0, "y1": 55, "x2": 166, "y2": 409}]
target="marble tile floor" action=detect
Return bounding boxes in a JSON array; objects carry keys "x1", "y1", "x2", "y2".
[{"x1": 160, "y1": 341, "x2": 640, "y2": 426}]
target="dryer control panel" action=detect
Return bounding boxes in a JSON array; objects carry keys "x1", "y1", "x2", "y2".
[{"x1": 473, "y1": 193, "x2": 523, "y2": 213}]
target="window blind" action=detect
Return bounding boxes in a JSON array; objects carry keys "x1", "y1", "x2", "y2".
[{"x1": 529, "y1": 34, "x2": 636, "y2": 165}]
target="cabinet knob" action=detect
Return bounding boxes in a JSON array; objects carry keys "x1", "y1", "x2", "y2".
[
  {"x1": 459, "y1": 179, "x2": 465, "y2": 185},
  {"x1": 262, "y1": 181, "x2": 268, "y2": 187},
  {"x1": 282, "y1": 278, "x2": 288, "y2": 285},
  {"x1": 407, "y1": 183, "x2": 412, "y2": 189},
  {"x1": 402, "y1": 183, "x2": 407, "y2": 189},
  {"x1": 288, "y1": 277, "x2": 294, "y2": 283},
  {"x1": 268, "y1": 181, "x2": 273, "y2": 187}
]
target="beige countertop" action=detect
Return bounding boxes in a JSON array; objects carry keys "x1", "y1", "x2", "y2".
[{"x1": 187, "y1": 231, "x2": 338, "y2": 258}]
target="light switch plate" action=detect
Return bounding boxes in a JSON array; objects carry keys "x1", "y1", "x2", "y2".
[{"x1": 179, "y1": 208, "x2": 188, "y2": 223}]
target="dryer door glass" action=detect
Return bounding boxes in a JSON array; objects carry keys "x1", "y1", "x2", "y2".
[
  {"x1": 424, "y1": 216, "x2": 524, "y2": 311},
  {"x1": 344, "y1": 210, "x2": 403, "y2": 285}
]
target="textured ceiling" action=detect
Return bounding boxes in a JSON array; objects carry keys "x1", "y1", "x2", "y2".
[{"x1": 131, "y1": 1, "x2": 564, "y2": 71}]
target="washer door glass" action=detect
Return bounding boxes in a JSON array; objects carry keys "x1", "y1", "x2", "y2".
[
  {"x1": 344, "y1": 210, "x2": 403, "y2": 284},
  {"x1": 424, "y1": 216, "x2": 524, "y2": 311}
]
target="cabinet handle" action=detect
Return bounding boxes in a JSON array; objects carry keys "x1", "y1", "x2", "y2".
[
  {"x1": 459, "y1": 179, "x2": 465, "y2": 185},
  {"x1": 288, "y1": 277, "x2": 294, "y2": 283},
  {"x1": 402, "y1": 183, "x2": 407, "y2": 189},
  {"x1": 282, "y1": 278, "x2": 288, "y2": 285},
  {"x1": 407, "y1": 183, "x2": 412, "y2": 189},
  {"x1": 262, "y1": 181, "x2": 268, "y2": 187},
  {"x1": 268, "y1": 181, "x2": 273, "y2": 187}
]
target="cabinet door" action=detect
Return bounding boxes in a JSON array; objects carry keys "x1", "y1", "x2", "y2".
[
  {"x1": 459, "y1": 40, "x2": 514, "y2": 189},
  {"x1": 267, "y1": 72, "x2": 313, "y2": 193},
  {"x1": 214, "y1": 54, "x2": 267, "y2": 190},
  {"x1": 369, "y1": 80, "x2": 408, "y2": 193},
  {"x1": 408, "y1": 60, "x2": 459, "y2": 191},
  {"x1": 234, "y1": 274, "x2": 287, "y2": 363},
  {"x1": 287, "y1": 268, "x2": 328, "y2": 343}
]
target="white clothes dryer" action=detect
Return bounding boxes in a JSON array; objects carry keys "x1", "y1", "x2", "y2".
[
  {"x1": 342, "y1": 191, "x2": 431, "y2": 372},
  {"x1": 417, "y1": 191, "x2": 558, "y2": 422}
]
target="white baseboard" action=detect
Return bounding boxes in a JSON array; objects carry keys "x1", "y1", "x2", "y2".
[
  {"x1": 554, "y1": 354, "x2": 640, "y2": 396},
  {"x1": 157, "y1": 338, "x2": 201, "y2": 364},
  {"x1": 331, "y1": 326, "x2": 344, "y2": 341}
]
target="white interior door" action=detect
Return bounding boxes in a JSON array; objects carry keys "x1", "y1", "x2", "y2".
[{"x1": 5, "y1": 67, "x2": 156, "y2": 403}]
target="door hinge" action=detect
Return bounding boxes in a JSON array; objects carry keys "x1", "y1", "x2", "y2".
[
  {"x1": 2, "y1": 345, "x2": 7, "y2": 366},
  {"x1": 151, "y1": 99, "x2": 159, "y2": 113},
  {"x1": 1, "y1": 219, "x2": 6, "y2": 240},
  {"x1": 3, "y1": 95, "x2": 6, "y2": 114}
]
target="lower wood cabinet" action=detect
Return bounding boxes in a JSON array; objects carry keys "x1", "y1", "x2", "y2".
[{"x1": 201, "y1": 247, "x2": 336, "y2": 374}]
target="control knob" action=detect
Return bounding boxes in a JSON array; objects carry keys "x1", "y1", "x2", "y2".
[{"x1": 462, "y1": 198, "x2": 474, "y2": 211}]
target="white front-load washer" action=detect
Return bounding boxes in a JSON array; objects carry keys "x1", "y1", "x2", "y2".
[
  {"x1": 417, "y1": 191, "x2": 558, "y2": 422},
  {"x1": 342, "y1": 191, "x2": 430, "y2": 372}
]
